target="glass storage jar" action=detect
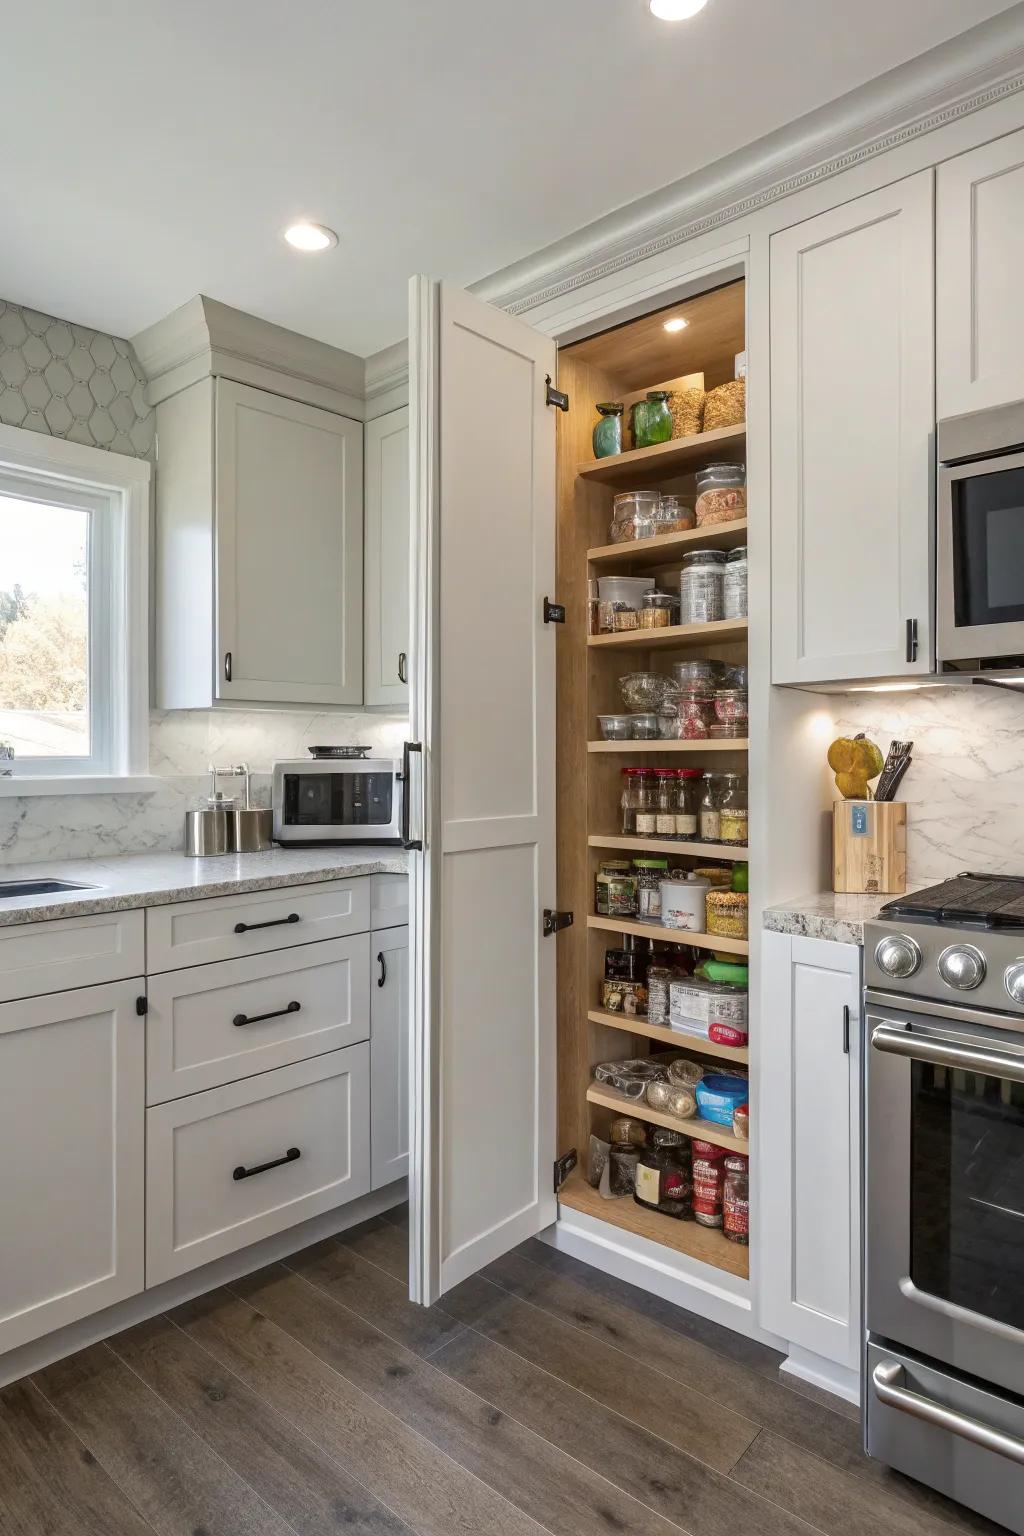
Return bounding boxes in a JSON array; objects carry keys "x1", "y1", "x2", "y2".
[
  {"x1": 713, "y1": 688, "x2": 748, "y2": 730},
  {"x1": 620, "y1": 767, "x2": 643, "y2": 834},
  {"x1": 718, "y1": 773, "x2": 748, "y2": 845},
  {"x1": 634, "y1": 857, "x2": 669, "y2": 919},
  {"x1": 655, "y1": 770, "x2": 677, "y2": 837},
  {"x1": 646, "y1": 965, "x2": 675, "y2": 1026},
  {"x1": 654, "y1": 495, "x2": 695, "y2": 533},
  {"x1": 723, "y1": 545, "x2": 748, "y2": 619},
  {"x1": 678, "y1": 549, "x2": 726, "y2": 624},
  {"x1": 595, "y1": 860, "x2": 637, "y2": 918},
  {"x1": 694, "y1": 463, "x2": 747, "y2": 527},
  {"x1": 610, "y1": 490, "x2": 661, "y2": 544},
  {"x1": 632, "y1": 768, "x2": 657, "y2": 836},
  {"x1": 723, "y1": 1154, "x2": 750, "y2": 1244},
  {"x1": 592, "y1": 402, "x2": 623, "y2": 459},
  {"x1": 639, "y1": 592, "x2": 676, "y2": 630},
  {"x1": 631, "y1": 390, "x2": 673, "y2": 449},
  {"x1": 674, "y1": 686, "x2": 713, "y2": 739},
  {"x1": 699, "y1": 772, "x2": 725, "y2": 841},
  {"x1": 675, "y1": 767, "x2": 702, "y2": 839},
  {"x1": 634, "y1": 1129, "x2": 693, "y2": 1220}
]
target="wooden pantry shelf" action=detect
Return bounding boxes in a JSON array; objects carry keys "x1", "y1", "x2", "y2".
[
  {"x1": 588, "y1": 518, "x2": 747, "y2": 567},
  {"x1": 588, "y1": 913, "x2": 749, "y2": 957},
  {"x1": 587, "y1": 1081, "x2": 748, "y2": 1154},
  {"x1": 588, "y1": 1008, "x2": 748, "y2": 1064},
  {"x1": 588, "y1": 739, "x2": 748, "y2": 754},
  {"x1": 589, "y1": 618, "x2": 748, "y2": 652},
  {"x1": 558, "y1": 1167, "x2": 749, "y2": 1279},
  {"x1": 589, "y1": 834, "x2": 748, "y2": 859},
  {"x1": 577, "y1": 424, "x2": 746, "y2": 486}
]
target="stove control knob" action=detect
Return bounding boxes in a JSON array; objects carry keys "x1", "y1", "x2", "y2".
[
  {"x1": 1005, "y1": 962, "x2": 1024, "y2": 1006},
  {"x1": 874, "y1": 934, "x2": 922, "y2": 979},
  {"x1": 938, "y1": 944, "x2": 986, "y2": 991}
]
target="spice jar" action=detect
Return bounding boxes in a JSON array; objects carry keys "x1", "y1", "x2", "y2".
[
  {"x1": 723, "y1": 1154, "x2": 749, "y2": 1244},
  {"x1": 692, "y1": 1140, "x2": 728, "y2": 1227},
  {"x1": 634, "y1": 857, "x2": 669, "y2": 919},
  {"x1": 655, "y1": 770, "x2": 677, "y2": 837},
  {"x1": 675, "y1": 767, "x2": 702, "y2": 838},
  {"x1": 718, "y1": 773, "x2": 748, "y2": 845},
  {"x1": 634, "y1": 1129, "x2": 693, "y2": 1220},
  {"x1": 639, "y1": 592, "x2": 676, "y2": 630},
  {"x1": 678, "y1": 549, "x2": 726, "y2": 624},
  {"x1": 595, "y1": 860, "x2": 637, "y2": 917},
  {"x1": 723, "y1": 546, "x2": 748, "y2": 619},
  {"x1": 631, "y1": 390, "x2": 673, "y2": 449},
  {"x1": 592, "y1": 402, "x2": 624, "y2": 460},
  {"x1": 699, "y1": 772, "x2": 724, "y2": 841},
  {"x1": 695, "y1": 463, "x2": 746, "y2": 527}
]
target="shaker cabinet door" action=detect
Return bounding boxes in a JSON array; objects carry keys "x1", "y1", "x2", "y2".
[
  {"x1": 364, "y1": 408, "x2": 410, "y2": 707},
  {"x1": 771, "y1": 171, "x2": 935, "y2": 684},
  {"x1": 215, "y1": 379, "x2": 363, "y2": 706},
  {"x1": 371, "y1": 924, "x2": 410, "y2": 1188}
]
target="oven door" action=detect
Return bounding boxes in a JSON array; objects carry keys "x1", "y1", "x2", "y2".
[
  {"x1": 866, "y1": 995, "x2": 1024, "y2": 1396},
  {"x1": 938, "y1": 449, "x2": 1024, "y2": 662}
]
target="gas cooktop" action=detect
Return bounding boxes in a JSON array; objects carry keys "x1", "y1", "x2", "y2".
[{"x1": 881, "y1": 873, "x2": 1024, "y2": 930}]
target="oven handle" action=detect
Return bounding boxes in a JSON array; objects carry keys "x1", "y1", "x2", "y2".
[
  {"x1": 870, "y1": 1021, "x2": 1024, "y2": 1082},
  {"x1": 873, "y1": 1361, "x2": 1024, "y2": 1466}
]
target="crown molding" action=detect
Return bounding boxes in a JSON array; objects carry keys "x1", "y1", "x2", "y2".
[{"x1": 364, "y1": 339, "x2": 410, "y2": 399}]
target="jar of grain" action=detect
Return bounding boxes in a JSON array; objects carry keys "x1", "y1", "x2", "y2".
[
  {"x1": 678, "y1": 549, "x2": 726, "y2": 624},
  {"x1": 669, "y1": 388, "x2": 704, "y2": 440},
  {"x1": 639, "y1": 592, "x2": 676, "y2": 629},
  {"x1": 695, "y1": 464, "x2": 747, "y2": 527},
  {"x1": 705, "y1": 889, "x2": 749, "y2": 939},
  {"x1": 704, "y1": 378, "x2": 746, "y2": 431}
]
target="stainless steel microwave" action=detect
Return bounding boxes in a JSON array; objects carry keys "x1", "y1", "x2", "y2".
[
  {"x1": 272, "y1": 750, "x2": 404, "y2": 845},
  {"x1": 938, "y1": 400, "x2": 1024, "y2": 667}
]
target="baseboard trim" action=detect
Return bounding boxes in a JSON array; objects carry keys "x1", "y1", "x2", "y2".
[{"x1": 780, "y1": 1342, "x2": 862, "y2": 1407}]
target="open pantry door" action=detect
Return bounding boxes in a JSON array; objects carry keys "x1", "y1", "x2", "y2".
[{"x1": 407, "y1": 278, "x2": 558, "y2": 1306}]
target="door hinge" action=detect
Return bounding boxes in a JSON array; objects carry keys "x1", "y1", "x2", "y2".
[
  {"x1": 543, "y1": 908, "x2": 573, "y2": 937},
  {"x1": 136, "y1": 995, "x2": 148, "y2": 1016},
  {"x1": 554, "y1": 1149, "x2": 578, "y2": 1193},
  {"x1": 545, "y1": 375, "x2": 569, "y2": 412},
  {"x1": 543, "y1": 597, "x2": 566, "y2": 625}
]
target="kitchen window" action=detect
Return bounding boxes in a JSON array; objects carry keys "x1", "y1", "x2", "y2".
[{"x1": 0, "y1": 425, "x2": 151, "y2": 790}]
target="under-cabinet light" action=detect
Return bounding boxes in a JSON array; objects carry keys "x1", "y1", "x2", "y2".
[
  {"x1": 650, "y1": 0, "x2": 709, "y2": 18},
  {"x1": 663, "y1": 317, "x2": 689, "y2": 333},
  {"x1": 283, "y1": 222, "x2": 338, "y2": 252}
]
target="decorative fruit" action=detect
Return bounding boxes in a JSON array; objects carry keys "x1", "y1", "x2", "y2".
[
  {"x1": 828, "y1": 732, "x2": 884, "y2": 799},
  {"x1": 835, "y1": 770, "x2": 870, "y2": 800}
]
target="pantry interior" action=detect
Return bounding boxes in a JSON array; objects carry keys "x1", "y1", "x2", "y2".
[{"x1": 553, "y1": 277, "x2": 752, "y2": 1281}]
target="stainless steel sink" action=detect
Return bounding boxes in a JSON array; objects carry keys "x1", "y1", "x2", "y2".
[{"x1": 0, "y1": 879, "x2": 98, "y2": 897}]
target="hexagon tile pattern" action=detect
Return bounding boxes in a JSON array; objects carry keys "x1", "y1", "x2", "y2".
[{"x1": 0, "y1": 299, "x2": 154, "y2": 459}]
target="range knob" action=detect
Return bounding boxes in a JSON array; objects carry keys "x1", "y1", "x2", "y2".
[
  {"x1": 874, "y1": 934, "x2": 922, "y2": 979},
  {"x1": 1005, "y1": 962, "x2": 1024, "y2": 1006},
  {"x1": 938, "y1": 944, "x2": 986, "y2": 991}
]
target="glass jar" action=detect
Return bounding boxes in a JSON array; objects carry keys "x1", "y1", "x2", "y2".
[
  {"x1": 674, "y1": 687, "x2": 713, "y2": 739},
  {"x1": 620, "y1": 767, "x2": 639, "y2": 834},
  {"x1": 595, "y1": 859, "x2": 637, "y2": 917},
  {"x1": 646, "y1": 965, "x2": 675, "y2": 1026},
  {"x1": 610, "y1": 490, "x2": 661, "y2": 544},
  {"x1": 634, "y1": 857, "x2": 669, "y2": 919},
  {"x1": 634, "y1": 1129, "x2": 693, "y2": 1220},
  {"x1": 713, "y1": 688, "x2": 748, "y2": 729},
  {"x1": 723, "y1": 545, "x2": 748, "y2": 619},
  {"x1": 723, "y1": 1154, "x2": 750, "y2": 1245},
  {"x1": 654, "y1": 495, "x2": 695, "y2": 533},
  {"x1": 631, "y1": 390, "x2": 673, "y2": 449},
  {"x1": 609, "y1": 1143, "x2": 641, "y2": 1196},
  {"x1": 592, "y1": 402, "x2": 623, "y2": 460},
  {"x1": 718, "y1": 773, "x2": 748, "y2": 845},
  {"x1": 678, "y1": 549, "x2": 726, "y2": 624},
  {"x1": 633, "y1": 768, "x2": 657, "y2": 837},
  {"x1": 695, "y1": 463, "x2": 747, "y2": 527},
  {"x1": 699, "y1": 772, "x2": 724, "y2": 842},
  {"x1": 654, "y1": 770, "x2": 677, "y2": 837},
  {"x1": 639, "y1": 592, "x2": 676, "y2": 630},
  {"x1": 675, "y1": 767, "x2": 702, "y2": 839}
]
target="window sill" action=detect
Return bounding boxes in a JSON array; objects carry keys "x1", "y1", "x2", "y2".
[{"x1": 0, "y1": 775, "x2": 161, "y2": 798}]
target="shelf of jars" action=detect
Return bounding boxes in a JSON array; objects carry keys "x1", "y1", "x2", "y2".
[
  {"x1": 587, "y1": 517, "x2": 748, "y2": 567},
  {"x1": 586, "y1": 1081, "x2": 747, "y2": 1154},
  {"x1": 588, "y1": 738, "x2": 748, "y2": 754},
  {"x1": 577, "y1": 423, "x2": 746, "y2": 485},
  {"x1": 587, "y1": 1007, "x2": 749, "y2": 1064},
  {"x1": 587, "y1": 915, "x2": 749, "y2": 957},
  {"x1": 588, "y1": 618, "x2": 748, "y2": 652},
  {"x1": 557, "y1": 1169, "x2": 749, "y2": 1276}
]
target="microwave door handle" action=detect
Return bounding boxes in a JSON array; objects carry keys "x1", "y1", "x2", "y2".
[
  {"x1": 873, "y1": 1361, "x2": 1024, "y2": 1466},
  {"x1": 400, "y1": 741, "x2": 423, "y2": 851},
  {"x1": 870, "y1": 1022, "x2": 1024, "y2": 1083}
]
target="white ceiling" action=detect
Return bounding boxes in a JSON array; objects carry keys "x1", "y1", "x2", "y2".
[{"x1": 2, "y1": 0, "x2": 1016, "y2": 358}]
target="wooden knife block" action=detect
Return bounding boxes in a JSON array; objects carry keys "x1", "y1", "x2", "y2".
[{"x1": 833, "y1": 800, "x2": 907, "y2": 895}]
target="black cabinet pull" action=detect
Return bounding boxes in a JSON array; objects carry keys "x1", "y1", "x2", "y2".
[
  {"x1": 843, "y1": 1003, "x2": 851, "y2": 1055},
  {"x1": 398, "y1": 651, "x2": 407, "y2": 685},
  {"x1": 233, "y1": 1147, "x2": 300, "y2": 1181},
  {"x1": 905, "y1": 618, "x2": 918, "y2": 664},
  {"x1": 377, "y1": 951, "x2": 387, "y2": 988},
  {"x1": 233, "y1": 1000, "x2": 300, "y2": 1028},
  {"x1": 224, "y1": 651, "x2": 233, "y2": 682},
  {"x1": 400, "y1": 741, "x2": 423, "y2": 851},
  {"x1": 234, "y1": 913, "x2": 300, "y2": 934}
]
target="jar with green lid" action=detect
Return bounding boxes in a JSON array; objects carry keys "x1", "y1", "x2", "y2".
[
  {"x1": 633, "y1": 857, "x2": 669, "y2": 919},
  {"x1": 592, "y1": 402, "x2": 623, "y2": 460},
  {"x1": 595, "y1": 860, "x2": 637, "y2": 917},
  {"x1": 630, "y1": 391, "x2": 673, "y2": 450}
]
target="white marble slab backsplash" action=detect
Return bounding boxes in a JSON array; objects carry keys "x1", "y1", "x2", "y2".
[{"x1": 0, "y1": 709, "x2": 409, "y2": 863}]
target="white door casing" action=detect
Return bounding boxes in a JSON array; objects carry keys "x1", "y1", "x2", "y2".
[
  {"x1": 408, "y1": 278, "x2": 558, "y2": 1304},
  {"x1": 364, "y1": 407, "x2": 411, "y2": 706}
]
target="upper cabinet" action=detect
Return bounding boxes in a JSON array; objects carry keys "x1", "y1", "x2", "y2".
[
  {"x1": 937, "y1": 127, "x2": 1024, "y2": 420},
  {"x1": 363, "y1": 408, "x2": 410, "y2": 708},
  {"x1": 770, "y1": 171, "x2": 935, "y2": 685}
]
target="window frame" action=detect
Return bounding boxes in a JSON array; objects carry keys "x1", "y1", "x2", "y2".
[{"x1": 0, "y1": 423, "x2": 151, "y2": 792}]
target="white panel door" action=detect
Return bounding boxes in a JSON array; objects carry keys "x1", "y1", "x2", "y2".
[
  {"x1": 761, "y1": 932, "x2": 861, "y2": 1373},
  {"x1": 0, "y1": 979, "x2": 144, "y2": 1354},
  {"x1": 215, "y1": 378, "x2": 363, "y2": 705},
  {"x1": 771, "y1": 172, "x2": 935, "y2": 684},
  {"x1": 371, "y1": 924, "x2": 410, "y2": 1189},
  {"x1": 408, "y1": 278, "x2": 557, "y2": 1304},
  {"x1": 364, "y1": 407, "x2": 410, "y2": 707},
  {"x1": 937, "y1": 127, "x2": 1024, "y2": 419}
]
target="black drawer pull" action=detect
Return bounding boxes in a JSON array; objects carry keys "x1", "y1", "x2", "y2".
[
  {"x1": 233, "y1": 1147, "x2": 300, "y2": 1181},
  {"x1": 234, "y1": 913, "x2": 300, "y2": 934},
  {"x1": 233, "y1": 1000, "x2": 300, "y2": 1028},
  {"x1": 377, "y1": 951, "x2": 387, "y2": 988}
]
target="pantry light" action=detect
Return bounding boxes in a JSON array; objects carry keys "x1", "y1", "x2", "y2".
[
  {"x1": 650, "y1": 0, "x2": 710, "y2": 18},
  {"x1": 844, "y1": 683, "x2": 946, "y2": 693},
  {"x1": 663, "y1": 317, "x2": 689, "y2": 333},
  {"x1": 283, "y1": 222, "x2": 338, "y2": 252}
]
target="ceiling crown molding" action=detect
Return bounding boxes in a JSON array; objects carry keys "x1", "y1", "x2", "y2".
[{"x1": 364, "y1": 339, "x2": 410, "y2": 399}]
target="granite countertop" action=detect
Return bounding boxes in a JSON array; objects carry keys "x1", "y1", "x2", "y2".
[
  {"x1": 763, "y1": 891, "x2": 895, "y2": 946},
  {"x1": 0, "y1": 847, "x2": 409, "y2": 927}
]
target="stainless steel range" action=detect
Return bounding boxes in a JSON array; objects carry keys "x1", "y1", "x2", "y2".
[{"x1": 865, "y1": 874, "x2": 1024, "y2": 1532}]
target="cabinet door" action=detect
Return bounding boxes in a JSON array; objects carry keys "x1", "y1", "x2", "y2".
[
  {"x1": 761, "y1": 932, "x2": 861, "y2": 1372},
  {"x1": 0, "y1": 979, "x2": 144, "y2": 1353},
  {"x1": 408, "y1": 278, "x2": 557, "y2": 1304},
  {"x1": 364, "y1": 408, "x2": 410, "y2": 707},
  {"x1": 371, "y1": 925, "x2": 409, "y2": 1188},
  {"x1": 937, "y1": 128, "x2": 1024, "y2": 419},
  {"x1": 215, "y1": 379, "x2": 363, "y2": 705},
  {"x1": 771, "y1": 172, "x2": 934, "y2": 683}
]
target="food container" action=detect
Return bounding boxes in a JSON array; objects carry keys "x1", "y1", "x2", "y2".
[
  {"x1": 673, "y1": 689, "x2": 713, "y2": 740},
  {"x1": 695, "y1": 463, "x2": 746, "y2": 526},
  {"x1": 675, "y1": 767, "x2": 703, "y2": 837},
  {"x1": 609, "y1": 1143, "x2": 641, "y2": 1195},
  {"x1": 598, "y1": 714, "x2": 632, "y2": 740},
  {"x1": 709, "y1": 723, "x2": 748, "y2": 740},
  {"x1": 619, "y1": 672, "x2": 668, "y2": 711},
  {"x1": 595, "y1": 860, "x2": 637, "y2": 917},
  {"x1": 723, "y1": 546, "x2": 748, "y2": 619},
  {"x1": 668, "y1": 1057, "x2": 705, "y2": 1089},
  {"x1": 634, "y1": 857, "x2": 669, "y2": 919},
  {"x1": 714, "y1": 689, "x2": 748, "y2": 726},
  {"x1": 659, "y1": 876, "x2": 710, "y2": 932},
  {"x1": 631, "y1": 391, "x2": 673, "y2": 449},
  {"x1": 646, "y1": 1079, "x2": 698, "y2": 1118},
  {"x1": 634, "y1": 1129, "x2": 693, "y2": 1218},
  {"x1": 609, "y1": 1116, "x2": 648, "y2": 1147},
  {"x1": 692, "y1": 865, "x2": 734, "y2": 888},
  {"x1": 602, "y1": 978, "x2": 647, "y2": 1016},
  {"x1": 696, "y1": 1074, "x2": 750, "y2": 1127},
  {"x1": 605, "y1": 946, "x2": 646, "y2": 983},
  {"x1": 597, "y1": 575, "x2": 655, "y2": 632},
  {"x1": 703, "y1": 378, "x2": 746, "y2": 431},
  {"x1": 723, "y1": 1154, "x2": 749, "y2": 1244},
  {"x1": 630, "y1": 712, "x2": 660, "y2": 740},
  {"x1": 692, "y1": 1141, "x2": 727, "y2": 1227},
  {"x1": 732, "y1": 1104, "x2": 749, "y2": 1140},
  {"x1": 610, "y1": 491, "x2": 661, "y2": 544},
  {"x1": 670, "y1": 657, "x2": 722, "y2": 692},
  {"x1": 593, "y1": 402, "x2": 624, "y2": 459},
  {"x1": 705, "y1": 889, "x2": 749, "y2": 939},
  {"x1": 639, "y1": 592, "x2": 676, "y2": 630},
  {"x1": 669, "y1": 977, "x2": 748, "y2": 1036},
  {"x1": 621, "y1": 767, "x2": 657, "y2": 835},
  {"x1": 709, "y1": 1019, "x2": 749, "y2": 1048},
  {"x1": 718, "y1": 774, "x2": 748, "y2": 845},
  {"x1": 594, "y1": 1058, "x2": 667, "y2": 1100},
  {"x1": 700, "y1": 772, "x2": 724, "y2": 841},
  {"x1": 655, "y1": 494, "x2": 696, "y2": 532},
  {"x1": 647, "y1": 965, "x2": 681, "y2": 1026},
  {"x1": 678, "y1": 549, "x2": 726, "y2": 624},
  {"x1": 669, "y1": 388, "x2": 704, "y2": 440}
]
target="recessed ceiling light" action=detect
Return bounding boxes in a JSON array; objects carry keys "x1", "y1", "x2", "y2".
[
  {"x1": 283, "y1": 222, "x2": 338, "y2": 252},
  {"x1": 663, "y1": 317, "x2": 689, "y2": 333},
  {"x1": 650, "y1": 0, "x2": 709, "y2": 17}
]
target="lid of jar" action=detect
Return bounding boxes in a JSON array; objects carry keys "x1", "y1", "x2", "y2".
[
  {"x1": 678, "y1": 767, "x2": 703, "y2": 778},
  {"x1": 727, "y1": 545, "x2": 748, "y2": 560},
  {"x1": 714, "y1": 688, "x2": 748, "y2": 699},
  {"x1": 697, "y1": 461, "x2": 746, "y2": 475},
  {"x1": 646, "y1": 390, "x2": 671, "y2": 401},
  {"x1": 596, "y1": 401, "x2": 624, "y2": 414},
  {"x1": 641, "y1": 591, "x2": 677, "y2": 606},
  {"x1": 654, "y1": 768, "x2": 677, "y2": 777},
  {"x1": 720, "y1": 772, "x2": 747, "y2": 784},
  {"x1": 723, "y1": 1154, "x2": 749, "y2": 1171},
  {"x1": 599, "y1": 860, "x2": 633, "y2": 872},
  {"x1": 633, "y1": 858, "x2": 669, "y2": 870},
  {"x1": 681, "y1": 548, "x2": 727, "y2": 566},
  {"x1": 651, "y1": 1128, "x2": 687, "y2": 1147}
]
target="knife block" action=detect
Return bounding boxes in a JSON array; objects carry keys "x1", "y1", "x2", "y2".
[{"x1": 833, "y1": 800, "x2": 907, "y2": 895}]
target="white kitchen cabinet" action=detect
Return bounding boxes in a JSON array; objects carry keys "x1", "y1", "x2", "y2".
[
  {"x1": 364, "y1": 407, "x2": 410, "y2": 707},
  {"x1": 371, "y1": 924, "x2": 409, "y2": 1189},
  {"x1": 937, "y1": 127, "x2": 1024, "y2": 420},
  {"x1": 760, "y1": 931, "x2": 862, "y2": 1378},
  {"x1": 771, "y1": 171, "x2": 935, "y2": 684},
  {"x1": 0, "y1": 979, "x2": 145, "y2": 1354}
]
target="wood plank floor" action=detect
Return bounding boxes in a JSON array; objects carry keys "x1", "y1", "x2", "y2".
[{"x1": 2, "y1": 1204, "x2": 1002, "y2": 1536}]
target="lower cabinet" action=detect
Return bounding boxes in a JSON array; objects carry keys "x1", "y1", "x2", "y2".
[
  {"x1": 371, "y1": 924, "x2": 409, "y2": 1188},
  {"x1": 0, "y1": 979, "x2": 145, "y2": 1355},
  {"x1": 761, "y1": 931, "x2": 862, "y2": 1375}
]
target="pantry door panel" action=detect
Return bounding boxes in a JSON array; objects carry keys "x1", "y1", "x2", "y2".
[{"x1": 408, "y1": 277, "x2": 557, "y2": 1305}]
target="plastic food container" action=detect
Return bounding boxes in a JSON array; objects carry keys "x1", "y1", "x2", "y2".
[
  {"x1": 610, "y1": 491, "x2": 661, "y2": 544},
  {"x1": 705, "y1": 890, "x2": 749, "y2": 938},
  {"x1": 630, "y1": 712, "x2": 660, "y2": 740},
  {"x1": 597, "y1": 575, "x2": 655, "y2": 633},
  {"x1": 670, "y1": 658, "x2": 722, "y2": 692},
  {"x1": 659, "y1": 876, "x2": 710, "y2": 933},
  {"x1": 594, "y1": 1058, "x2": 667, "y2": 1101},
  {"x1": 696, "y1": 1074, "x2": 750, "y2": 1127},
  {"x1": 619, "y1": 672, "x2": 668, "y2": 712},
  {"x1": 598, "y1": 714, "x2": 632, "y2": 740},
  {"x1": 714, "y1": 688, "x2": 748, "y2": 726},
  {"x1": 695, "y1": 463, "x2": 746, "y2": 527},
  {"x1": 669, "y1": 977, "x2": 748, "y2": 1036}
]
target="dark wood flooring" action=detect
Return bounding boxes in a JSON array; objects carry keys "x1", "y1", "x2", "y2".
[{"x1": 1, "y1": 1204, "x2": 1003, "y2": 1536}]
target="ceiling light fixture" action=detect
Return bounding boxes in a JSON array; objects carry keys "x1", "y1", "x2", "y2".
[
  {"x1": 283, "y1": 222, "x2": 338, "y2": 252},
  {"x1": 663, "y1": 317, "x2": 689, "y2": 333},
  {"x1": 649, "y1": 0, "x2": 709, "y2": 19}
]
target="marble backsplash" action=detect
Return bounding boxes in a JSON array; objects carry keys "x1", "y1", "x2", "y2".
[{"x1": 0, "y1": 709, "x2": 409, "y2": 863}]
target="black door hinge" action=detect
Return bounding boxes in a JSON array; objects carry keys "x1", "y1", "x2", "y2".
[
  {"x1": 545, "y1": 375, "x2": 569, "y2": 412},
  {"x1": 554, "y1": 1149, "x2": 578, "y2": 1193},
  {"x1": 543, "y1": 909, "x2": 574, "y2": 937},
  {"x1": 136, "y1": 995, "x2": 148, "y2": 1016},
  {"x1": 543, "y1": 597, "x2": 566, "y2": 625}
]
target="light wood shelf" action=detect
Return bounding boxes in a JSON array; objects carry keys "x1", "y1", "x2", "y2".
[
  {"x1": 588, "y1": 739, "x2": 748, "y2": 754},
  {"x1": 558, "y1": 1168, "x2": 749, "y2": 1280},
  {"x1": 587, "y1": 1081, "x2": 748, "y2": 1154},
  {"x1": 588, "y1": 618, "x2": 748, "y2": 652},
  {"x1": 587, "y1": 1008, "x2": 748, "y2": 1064},
  {"x1": 589, "y1": 834, "x2": 748, "y2": 859},
  {"x1": 588, "y1": 518, "x2": 748, "y2": 567},
  {"x1": 577, "y1": 424, "x2": 746, "y2": 486},
  {"x1": 587, "y1": 913, "x2": 749, "y2": 957}
]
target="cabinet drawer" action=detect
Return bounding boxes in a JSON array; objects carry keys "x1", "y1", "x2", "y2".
[
  {"x1": 370, "y1": 873, "x2": 408, "y2": 931},
  {"x1": 146, "y1": 935, "x2": 371, "y2": 1103},
  {"x1": 146, "y1": 1046, "x2": 370, "y2": 1285},
  {"x1": 0, "y1": 910, "x2": 144, "y2": 1003},
  {"x1": 146, "y1": 878, "x2": 371, "y2": 972}
]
